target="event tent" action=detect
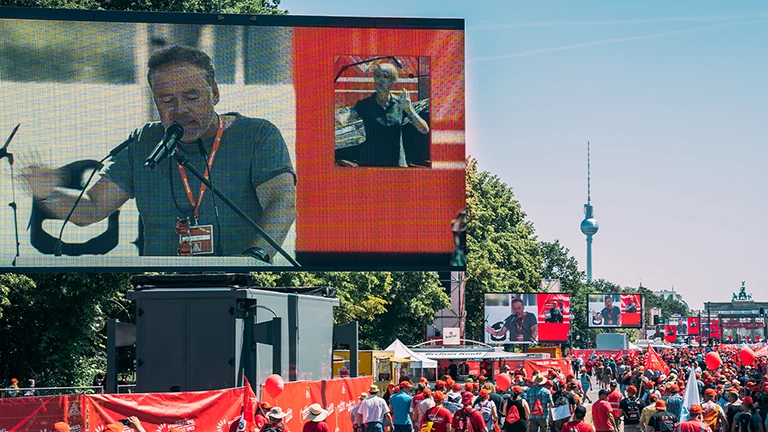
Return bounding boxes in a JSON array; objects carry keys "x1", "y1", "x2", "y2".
[{"x1": 385, "y1": 339, "x2": 438, "y2": 369}]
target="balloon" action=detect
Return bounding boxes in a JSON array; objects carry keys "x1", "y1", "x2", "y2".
[
  {"x1": 740, "y1": 347, "x2": 756, "y2": 366},
  {"x1": 264, "y1": 374, "x2": 284, "y2": 398},
  {"x1": 496, "y1": 372, "x2": 512, "y2": 391},
  {"x1": 705, "y1": 352, "x2": 721, "y2": 370}
]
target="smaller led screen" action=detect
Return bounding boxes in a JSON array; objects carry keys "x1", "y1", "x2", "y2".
[
  {"x1": 484, "y1": 293, "x2": 570, "y2": 344},
  {"x1": 587, "y1": 293, "x2": 644, "y2": 328}
]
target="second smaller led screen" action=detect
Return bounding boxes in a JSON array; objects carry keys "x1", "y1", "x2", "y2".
[{"x1": 587, "y1": 293, "x2": 643, "y2": 328}]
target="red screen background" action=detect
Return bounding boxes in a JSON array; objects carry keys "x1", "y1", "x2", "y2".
[{"x1": 293, "y1": 28, "x2": 465, "y2": 255}]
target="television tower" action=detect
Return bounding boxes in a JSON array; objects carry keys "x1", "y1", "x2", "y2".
[{"x1": 580, "y1": 141, "x2": 599, "y2": 282}]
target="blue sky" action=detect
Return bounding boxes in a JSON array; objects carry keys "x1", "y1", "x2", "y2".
[{"x1": 282, "y1": 1, "x2": 768, "y2": 311}]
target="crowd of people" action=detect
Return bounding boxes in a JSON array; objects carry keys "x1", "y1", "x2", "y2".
[{"x1": 347, "y1": 345, "x2": 768, "y2": 432}]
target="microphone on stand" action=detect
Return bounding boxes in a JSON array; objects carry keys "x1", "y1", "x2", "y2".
[
  {"x1": 54, "y1": 136, "x2": 135, "y2": 256},
  {"x1": 144, "y1": 123, "x2": 184, "y2": 170}
]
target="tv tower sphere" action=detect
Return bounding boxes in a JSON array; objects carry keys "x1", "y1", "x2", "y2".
[{"x1": 580, "y1": 217, "x2": 599, "y2": 236}]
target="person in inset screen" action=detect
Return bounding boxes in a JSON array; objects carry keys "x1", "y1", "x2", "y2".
[
  {"x1": 339, "y1": 62, "x2": 429, "y2": 167},
  {"x1": 485, "y1": 297, "x2": 538, "y2": 342},
  {"x1": 592, "y1": 296, "x2": 622, "y2": 326},
  {"x1": 22, "y1": 45, "x2": 296, "y2": 261},
  {"x1": 676, "y1": 318, "x2": 687, "y2": 335},
  {"x1": 546, "y1": 299, "x2": 564, "y2": 323}
]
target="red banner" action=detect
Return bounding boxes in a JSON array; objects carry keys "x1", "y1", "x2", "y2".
[
  {"x1": 260, "y1": 376, "x2": 373, "y2": 432},
  {"x1": 0, "y1": 376, "x2": 373, "y2": 432},
  {"x1": 522, "y1": 358, "x2": 573, "y2": 378},
  {"x1": 645, "y1": 345, "x2": 670, "y2": 375}
]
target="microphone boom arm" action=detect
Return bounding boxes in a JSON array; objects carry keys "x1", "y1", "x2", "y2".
[{"x1": 171, "y1": 152, "x2": 300, "y2": 267}]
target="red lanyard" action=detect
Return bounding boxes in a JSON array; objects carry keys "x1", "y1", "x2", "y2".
[{"x1": 177, "y1": 116, "x2": 223, "y2": 221}]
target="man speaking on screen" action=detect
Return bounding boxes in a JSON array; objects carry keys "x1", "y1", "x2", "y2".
[
  {"x1": 22, "y1": 46, "x2": 296, "y2": 261},
  {"x1": 486, "y1": 297, "x2": 538, "y2": 342},
  {"x1": 592, "y1": 296, "x2": 622, "y2": 326}
]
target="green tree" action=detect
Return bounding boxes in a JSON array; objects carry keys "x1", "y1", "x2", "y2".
[
  {"x1": 0, "y1": 273, "x2": 132, "y2": 386},
  {"x1": 0, "y1": 0, "x2": 286, "y2": 14},
  {"x1": 464, "y1": 158, "x2": 542, "y2": 341}
]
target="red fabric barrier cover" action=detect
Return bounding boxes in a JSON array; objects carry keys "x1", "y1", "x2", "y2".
[
  {"x1": 0, "y1": 394, "x2": 84, "y2": 432},
  {"x1": 0, "y1": 376, "x2": 372, "y2": 432},
  {"x1": 85, "y1": 387, "x2": 243, "y2": 432},
  {"x1": 260, "y1": 376, "x2": 373, "y2": 432},
  {"x1": 523, "y1": 358, "x2": 573, "y2": 377}
]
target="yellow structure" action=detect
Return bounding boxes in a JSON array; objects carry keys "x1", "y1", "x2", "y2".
[{"x1": 333, "y1": 350, "x2": 413, "y2": 382}]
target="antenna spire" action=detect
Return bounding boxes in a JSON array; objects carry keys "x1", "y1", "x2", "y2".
[{"x1": 587, "y1": 141, "x2": 591, "y2": 205}]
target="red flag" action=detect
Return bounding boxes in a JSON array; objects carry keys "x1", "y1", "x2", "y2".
[
  {"x1": 645, "y1": 344, "x2": 670, "y2": 375},
  {"x1": 238, "y1": 378, "x2": 257, "y2": 432}
]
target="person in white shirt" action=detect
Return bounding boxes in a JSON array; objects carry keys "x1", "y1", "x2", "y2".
[{"x1": 359, "y1": 385, "x2": 393, "y2": 432}]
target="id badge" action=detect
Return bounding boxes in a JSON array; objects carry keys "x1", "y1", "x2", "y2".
[{"x1": 178, "y1": 224, "x2": 214, "y2": 256}]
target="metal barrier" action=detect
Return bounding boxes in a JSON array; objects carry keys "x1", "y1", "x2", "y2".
[
  {"x1": 0, "y1": 386, "x2": 104, "y2": 398},
  {"x1": 117, "y1": 384, "x2": 136, "y2": 394}
]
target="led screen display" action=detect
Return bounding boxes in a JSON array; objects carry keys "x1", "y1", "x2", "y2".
[
  {"x1": 484, "y1": 293, "x2": 571, "y2": 344},
  {"x1": 0, "y1": 10, "x2": 465, "y2": 271},
  {"x1": 587, "y1": 293, "x2": 644, "y2": 328}
]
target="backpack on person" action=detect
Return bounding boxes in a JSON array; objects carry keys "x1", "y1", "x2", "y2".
[
  {"x1": 553, "y1": 392, "x2": 569, "y2": 408},
  {"x1": 455, "y1": 409, "x2": 475, "y2": 432},
  {"x1": 264, "y1": 424, "x2": 284, "y2": 432},
  {"x1": 530, "y1": 398, "x2": 544, "y2": 416},
  {"x1": 737, "y1": 412, "x2": 755, "y2": 432},
  {"x1": 623, "y1": 397, "x2": 641, "y2": 422},
  {"x1": 446, "y1": 393, "x2": 462, "y2": 414},
  {"x1": 478, "y1": 400, "x2": 494, "y2": 424},
  {"x1": 505, "y1": 402, "x2": 521, "y2": 425}
]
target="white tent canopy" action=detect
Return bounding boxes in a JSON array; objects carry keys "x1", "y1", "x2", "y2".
[{"x1": 385, "y1": 339, "x2": 438, "y2": 369}]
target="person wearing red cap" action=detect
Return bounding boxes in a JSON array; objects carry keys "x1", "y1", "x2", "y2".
[
  {"x1": 452, "y1": 392, "x2": 487, "y2": 432},
  {"x1": 473, "y1": 389, "x2": 498, "y2": 427},
  {"x1": 103, "y1": 417, "x2": 147, "y2": 432},
  {"x1": 502, "y1": 386, "x2": 528, "y2": 432},
  {"x1": 640, "y1": 394, "x2": 661, "y2": 432},
  {"x1": 701, "y1": 388, "x2": 727, "y2": 432},
  {"x1": 446, "y1": 383, "x2": 463, "y2": 414},
  {"x1": 676, "y1": 405, "x2": 710, "y2": 432},
  {"x1": 620, "y1": 385, "x2": 646, "y2": 432},
  {"x1": 415, "y1": 389, "x2": 436, "y2": 426},
  {"x1": 647, "y1": 400, "x2": 677, "y2": 432},
  {"x1": 732, "y1": 397, "x2": 763, "y2": 432},
  {"x1": 419, "y1": 391, "x2": 452, "y2": 432}
]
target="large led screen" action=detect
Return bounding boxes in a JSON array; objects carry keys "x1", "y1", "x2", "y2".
[
  {"x1": 587, "y1": 293, "x2": 644, "y2": 328},
  {"x1": 0, "y1": 10, "x2": 465, "y2": 271},
  {"x1": 484, "y1": 293, "x2": 571, "y2": 344}
]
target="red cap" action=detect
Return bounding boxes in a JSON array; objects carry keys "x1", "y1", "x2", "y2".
[
  {"x1": 626, "y1": 385, "x2": 637, "y2": 395},
  {"x1": 479, "y1": 389, "x2": 489, "y2": 397},
  {"x1": 668, "y1": 384, "x2": 679, "y2": 393},
  {"x1": 689, "y1": 405, "x2": 703, "y2": 415},
  {"x1": 53, "y1": 423, "x2": 71, "y2": 432},
  {"x1": 464, "y1": 383, "x2": 473, "y2": 391},
  {"x1": 462, "y1": 392, "x2": 474, "y2": 406},
  {"x1": 649, "y1": 393, "x2": 659, "y2": 402},
  {"x1": 704, "y1": 389, "x2": 717, "y2": 398},
  {"x1": 655, "y1": 400, "x2": 666, "y2": 410},
  {"x1": 743, "y1": 396, "x2": 754, "y2": 405},
  {"x1": 512, "y1": 386, "x2": 522, "y2": 393},
  {"x1": 433, "y1": 391, "x2": 445, "y2": 402},
  {"x1": 10, "y1": 378, "x2": 18, "y2": 384},
  {"x1": 452, "y1": 384, "x2": 462, "y2": 392}
]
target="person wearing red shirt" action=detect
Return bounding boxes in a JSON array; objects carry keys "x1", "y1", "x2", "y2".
[
  {"x1": 593, "y1": 389, "x2": 618, "y2": 432},
  {"x1": 608, "y1": 381, "x2": 624, "y2": 429},
  {"x1": 452, "y1": 392, "x2": 487, "y2": 432},
  {"x1": 420, "y1": 391, "x2": 453, "y2": 432},
  {"x1": 676, "y1": 405, "x2": 711, "y2": 432},
  {"x1": 562, "y1": 406, "x2": 596, "y2": 432}
]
